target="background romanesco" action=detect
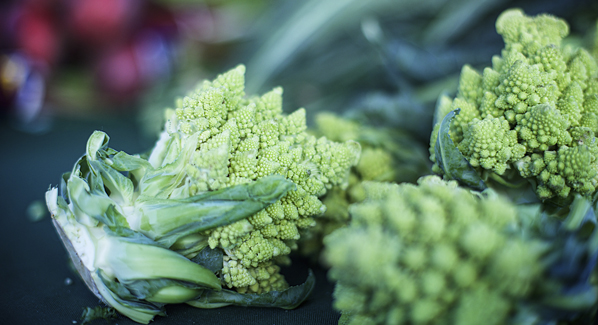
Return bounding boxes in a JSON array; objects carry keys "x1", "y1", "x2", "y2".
[
  {"x1": 430, "y1": 9, "x2": 598, "y2": 201},
  {"x1": 148, "y1": 65, "x2": 360, "y2": 293},
  {"x1": 323, "y1": 176, "x2": 597, "y2": 325},
  {"x1": 297, "y1": 112, "x2": 430, "y2": 258}
]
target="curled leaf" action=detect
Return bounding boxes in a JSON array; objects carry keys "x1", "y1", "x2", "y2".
[
  {"x1": 191, "y1": 247, "x2": 224, "y2": 274},
  {"x1": 434, "y1": 109, "x2": 486, "y2": 191},
  {"x1": 136, "y1": 175, "x2": 296, "y2": 247},
  {"x1": 86, "y1": 131, "x2": 110, "y2": 161},
  {"x1": 187, "y1": 269, "x2": 316, "y2": 310},
  {"x1": 94, "y1": 270, "x2": 165, "y2": 324}
]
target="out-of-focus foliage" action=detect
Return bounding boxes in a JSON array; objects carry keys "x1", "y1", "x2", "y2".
[
  {"x1": 242, "y1": 0, "x2": 507, "y2": 97},
  {"x1": 137, "y1": 0, "x2": 598, "y2": 143},
  {"x1": 223, "y1": 0, "x2": 598, "y2": 155}
]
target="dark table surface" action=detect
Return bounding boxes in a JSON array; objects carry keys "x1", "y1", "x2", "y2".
[{"x1": 0, "y1": 115, "x2": 339, "y2": 325}]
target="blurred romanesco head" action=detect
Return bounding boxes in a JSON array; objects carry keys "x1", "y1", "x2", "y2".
[
  {"x1": 149, "y1": 65, "x2": 361, "y2": 293},
  {"x1": 429, "y1": 9, "x2": 598, "y2": 201},
  {"x1": 323, "y1": 176, "x2": 597, "y2": 325},
  {"x1": 314, "y1": 112, "x2": 431, "y2": 185},
  {"x1": 297, "y1": 112, "x2": 430, "y2": 258}
]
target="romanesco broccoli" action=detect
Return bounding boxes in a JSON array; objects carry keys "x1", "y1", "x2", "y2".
[
  {"x1": 323, "y1": 176, "x2": 598, "y2": 325},
  {"x1": 150, "y1": 66, "x2": 360, "y2": 293},
  {"x1": 297, "y1": 112, "x2": 430, "y2": 258},
  {"x1": 430, "y1": 9, "x2": 598, "y2": 201},
  {"x1": 46, "y1": 65, "x2": 359, "y2": 323}
]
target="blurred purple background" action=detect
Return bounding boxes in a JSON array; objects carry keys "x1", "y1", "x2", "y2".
[
  {"x1": 0, "y1": 0, "x2": 596, "y2": 136},
  {"x1": 0, "y1": 0, "x2": 262, "y2": 131}
]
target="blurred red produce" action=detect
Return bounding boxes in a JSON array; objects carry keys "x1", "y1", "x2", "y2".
[
  {"x1": 13, "y1": 2, "x2": 61, "y2": 72},
  {"x1": 95, "y1": 30, "x2": 174, "y2": 102},
  {"x1": 67, "y1": 0, "x2": 141, "y2": 49}
]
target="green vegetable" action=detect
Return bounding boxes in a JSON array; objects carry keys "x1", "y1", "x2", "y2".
[
  {"x1": 46, "y1": 65, "x2": 360, "y2": 323},
  {"x1": 154, "y1": 66, "x2": 359, "y2": 294},
  {"x1": 323, "y1": 176, "x2": 598, "y2": 325},
  {"x1": 298, "y1": 112, "x2": 430, "y2": 258},
  {"x1": 430, "y1": 9, "x2": 598, "y2": 201},
  {"x1": 47, "y1": 133, "x2": 295, "y2": 323},
  {"x1": 314, "y1": 112, "x2": 431, "y2": 185}
]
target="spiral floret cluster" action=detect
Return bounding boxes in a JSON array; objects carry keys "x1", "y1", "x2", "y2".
[{"x1": 430, "y1": 9, "x2": 598, "y2": 200}]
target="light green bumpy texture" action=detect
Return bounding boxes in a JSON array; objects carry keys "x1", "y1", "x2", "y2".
[
  {"x1": 323, "y1": 176, "x2": 546, "y2": 325},
  {"x1": 430, "y1": 9, "x2": 598, "y2": 200},
  {"x1": 151, "y1": 66, "x2": 360, "y2": 293},
  {"x1": 297, "y1": 112, "x2": 430, "y2": 258}
]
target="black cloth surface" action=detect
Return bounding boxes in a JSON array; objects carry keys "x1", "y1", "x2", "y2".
[{"x1": 0, "y1": 116, "x2": 339, "y2": 325}]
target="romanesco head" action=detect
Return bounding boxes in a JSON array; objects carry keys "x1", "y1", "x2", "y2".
[
  {"x1": 314, "y1": 112, "x2": 429, "y2": 185},
  {"x1": 458, "y1": 116, "x2": 525, "y2": 174},
  {"x1": 430, "y1": 9, "x2": 598, "y2": 200},
  {"x1": 149, "y1": 65, "x2": 360, "y2": 293},
  {"x1": 296, "y1": 112, "x2": 431, "y2": 259},
  {"x1": 322, "y1": 176, "x2": 573, "y2": 325},
  {"x1": 496, "y1": 8, "x2": 569, "y2": 56}
]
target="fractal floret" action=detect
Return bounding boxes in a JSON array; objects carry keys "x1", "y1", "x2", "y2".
[
  {"x1": 45, "y1": 65, "x2": 359, "y2": 323},
  {"x1": 154, "y1": 66, "x2": 360, "y2": 293},
  {"x1": 430, "y1": 9, "x2": 598, "y2": 200},
  {"x1": 323, "y1": 176, "x2": 598, "y2": 325},
  {"x1": 297, "y1": 112, "x2": 430, "y2": 258}
]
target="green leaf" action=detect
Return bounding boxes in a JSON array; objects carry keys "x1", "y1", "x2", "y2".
[
  {"x1": 136, "y1": 175, "x2": 295, "y2": 247},
  {"x1": 171, "y1": 234, "x2": 210, "y2": 259},
  {"x1": 60, "y1": 172, "x2": 71, "y2": 200},
  {"x1": 110, "y1": 151, "x2": 152, "y2": 172},
  {"x1": 94, "y1": 270, "x2": 165, "y2": 324},
  {"x1": 100, "y1": 234, "x2": 221, "y2": 290},
  {"x1": 139, "y1": 133, "x2": 197, "y2": 199},
  {"x1": 540, "y1": 284, "x2": 598, "y2": 311},
  {"x1": 564, "y1": 195, "x2": 596, "y2": 232},
  {"x1": 122, "y1": 278, "x2": 203, "y2": 303},
  {"x1": 170, "y1": 233, "x2": 208, "y2": 249},
  {"x1": 110, "y1": 151, "x2": 152, "y2": 188},
  {"x1": 88, "y1": 160, "x2": 134, "y2": 206},
  {"x1": 103, "y1": 205, "x2": 133, "y2": 235},
  {"x1": 103, "y1": 224, "x2": 158, "y2": 247},
  {"x1": 76, "y1": 154, "x2": 106, "y2": 195},
  {"x1": 86, "y1": 131, "x2": 110, "y2": 161},
  {"x1": 67, "y1": 174, "x2": 115, "y2": 220},
  {"x1": 434, "y1": 109, "x2": 486, "y2": 191},
  {"x1": 190, "y1": 247, "x2": 224, "y2": 273},
  {"x1": 187, "y1": 269, "x2": 315, "y2": 309}
]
